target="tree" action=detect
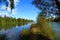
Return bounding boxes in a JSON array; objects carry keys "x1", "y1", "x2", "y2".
[
  {"x1": 32, "y1": 0, "x2": 60, "y2": 16},
  {"x1": 54, "y1": 0, "x2": 60, "y2": 15},
  {"x1": 0, "y1": 0, "x2": 14, "y2": 12},
  {"x1": 32, "y1": 1, "x2": 57, "y2": 39}
]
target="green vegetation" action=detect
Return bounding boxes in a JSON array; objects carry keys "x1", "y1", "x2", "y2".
[
  {"x1": 32, "y1": 0, "x2": 60, "y2": 16},
  {"x1": 20, "y1": 29, "x2": 30, "y2": 40},
  {"x1": 36, "y1": 16, "x2": 57, "y2": 40},
  {"x1": 0, "y1": 0, "x2": 59, "y2": 40},
  {"x1": 47, "y1": 17, "x2": 54, "y2": 22},
  {"x1": 47, "y1": 16, "x2": 60, "y2": 22},
  {"x1": 20, "y1": 29, "x2": 51, "y2": 40},
  {"x1": 20, "y1": 15, "x2": 57, "y2": 40},
  {"x1": 0, "y1": 15, "x2": 33, "y2": 30},
  {"x1": 20, "y1": 23, "x2": 56, "y2": 40},
  {"x1": 17, "y1": 18, "x2": 33, "y2": 26},
  {"x1": 53, "y1": 16, "x2": 60, "y2": 22}
]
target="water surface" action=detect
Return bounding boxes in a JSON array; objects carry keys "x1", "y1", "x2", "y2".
[
  {"x1": 50, "y1": 22, "x2": 60, "y2": 40},
  {"x1": 0, "y1": 22, "x2": 60, "y2": 40},
  {"x1": 0, "y1": 23, "x2": 31, "y2": 40}
]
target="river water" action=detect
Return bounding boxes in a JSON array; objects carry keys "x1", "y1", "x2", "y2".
[
  {"x1": 50, "y1": 22, "x2": 60, "y2": 40},
  {"x1": 0, "y1": 22, "x2": 60, "y2": 40},
  {"x1": 0, "y1": 23, "x2": 31, "y2": 40}
]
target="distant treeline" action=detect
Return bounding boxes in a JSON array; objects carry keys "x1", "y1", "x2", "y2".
[{"x1": 0, "y1": 15, "x2": 33, "y2": 30}]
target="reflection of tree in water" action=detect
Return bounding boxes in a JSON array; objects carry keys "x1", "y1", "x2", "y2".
[{"x1": 0, "y1": 16, "x2": 33, "y2": 30}]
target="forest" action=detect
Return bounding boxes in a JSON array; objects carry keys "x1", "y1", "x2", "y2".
[{"x1": 0, "y1": 15, "x2": 33, "y2": 30}]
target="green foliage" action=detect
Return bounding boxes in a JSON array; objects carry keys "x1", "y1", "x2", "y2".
[
  {"x1": 30, "y1": 24, "x2": 41, "y2": 34},
  {"x1": 36, "y1": 16, "x2": 57, "y2": 40},
  {"x1": 20, "y1": 29, "x2": 30, "y2": 40},
  {"x1": 20, "y1": 15, "x2": 56, "y2": 40},
  {"x1": 17, "y1": 18, "x2": 33, "y2": 26},
  {"x1": 47, "y1": 17, "x2": 54, "y2": 22},
  {"x1": 53, "y1": 16, "x2": 60, "y2": 22},
  {"x1": 20, "y1": 24, "x2": 52, "y2": 40},
  {"x1": 10, "y1": 0, "x2": 14, "y2": 12},
  {"x1": 30, "y1": 24, "x2": 52, "y2": 40},
  {"x1": 32, "y1": 0, "x2": 60, "y2": 16},
  {"x1": 20, "y1": 29, "x2": 30, "y2": 36},
  {"x1": 0, "y1": 15, "x2": 33, "y2": 30}
]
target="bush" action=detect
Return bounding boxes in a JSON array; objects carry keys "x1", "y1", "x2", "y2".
[
  {"x1": 20, "y1": 16, "x2": 57, "y2": 40},
  {"x1": 30, "y1": 24, "x2": 41, "y2": 34},
  {"x1": 20, "y1": 29, "x2": 30, "y2": 40},
  {"x1": 36, "y1": 16, "x2": 57, "y2": 40}
]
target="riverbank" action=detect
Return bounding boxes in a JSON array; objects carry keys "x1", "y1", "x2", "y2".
[
  {"x1": 0, "y1": 16, "x2": 33, "y2": 30},
  {"x1": 0, "y1": 22, "x2": 60, "y2": 40},
  {"x1": 20, "y1": 16, "x2": 57, "y2": 40}
]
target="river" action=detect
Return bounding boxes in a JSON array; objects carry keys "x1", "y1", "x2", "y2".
[
  {"x1": 0, "y1": 22, "x2": 60, "y2": 40},
  {"x1": 50, "y1": 22, "x2": 60, "y2": 40},
  {"x1": 0, "y1": 23, "x2": 32, "y2": 40}
]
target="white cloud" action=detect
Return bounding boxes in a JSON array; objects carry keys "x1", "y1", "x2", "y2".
[
  {"x1": 11, "y1": 9, "x2": 16, "y2": 14},
  {"x1": 0, "y1": 5, "x2": 6, "y2": 10},
  {"x1": 7, "y1": 7, "x2": 11, "y2": 12},
  {"x1": 14, "y1": 0, "x2": 19, "y2": 6},
  {"x1": 1, "y1": 6, "x2": 6, "y2": 10}
]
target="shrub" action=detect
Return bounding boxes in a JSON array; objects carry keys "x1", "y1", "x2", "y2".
[
  {"x1": 36, "y1": 16, "x2": 57, "y2": 40},
  {"x1": 20, "y1": 29, "x2": 30, "y2": 40}
]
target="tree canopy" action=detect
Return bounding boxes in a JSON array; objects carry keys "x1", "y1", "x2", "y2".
[
  {"x1": 0, "y1": 0, "x2": 14, "y2": 12},
  {"x1": 32, "y1": 0, "x2": 60, "y2": 16}
]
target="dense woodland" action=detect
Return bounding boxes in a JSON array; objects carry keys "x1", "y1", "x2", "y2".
[{"x1": 0, "y1": 15, "x2": 33, "y2": 30}]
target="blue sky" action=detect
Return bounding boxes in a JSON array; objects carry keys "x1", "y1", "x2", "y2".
[{"x1": 0, "y1": 0, "x2": 39, "y2": 21}]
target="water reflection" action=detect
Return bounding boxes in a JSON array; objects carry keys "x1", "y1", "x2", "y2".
[
  {"x1": 0, "y1": 22, "x2": 60, "y2": 40},
  {"x1": 0, "y1": 23, "x2": 31, "y2": 40}
]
